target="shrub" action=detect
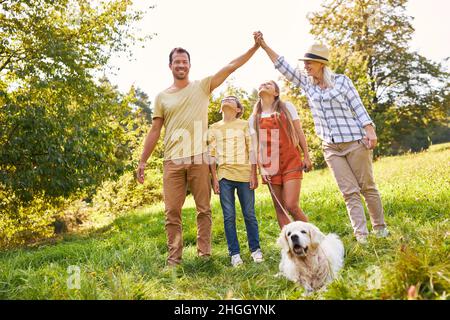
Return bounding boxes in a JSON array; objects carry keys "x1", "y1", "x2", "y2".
[
  {"x1": 0, "y1": 165, "x2": 163, "y2": 248},
  {"x1": 0, "y1": 185, "x2": 56, "y2": 247},
  {"x1": 91, "y1": 168, "x2": 163, "y2": 218}
]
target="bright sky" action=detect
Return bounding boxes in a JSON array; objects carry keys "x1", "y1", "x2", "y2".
[{"x1": 107, "y1": 0, "x2": 450, "y2": 100}]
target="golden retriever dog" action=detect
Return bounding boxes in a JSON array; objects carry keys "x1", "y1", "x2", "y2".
[{"x1": 277, "y1": 221, "x2": 344, "y2": 293}]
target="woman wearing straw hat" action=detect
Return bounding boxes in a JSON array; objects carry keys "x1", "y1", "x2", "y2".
[{"x1": 253, "y1": 31, "x2": 388, "y2": 244}]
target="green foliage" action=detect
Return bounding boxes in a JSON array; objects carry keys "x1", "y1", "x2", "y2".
[
  {"x1": 0, "y1": 81, "x2": 163, "y2": 247},
  {"x1": 0, "y1": 144, "x2": 448, "y2": 299},
  {"x1": 0, "y1": 0, "x2": 152, "y2": 200},
  {"x1": 91, "y1": 168, "x2": 163, "y2": 219},
  {"x1": 0, "y1": 1, "x2": 157, "y2": 245},
  {"x1": 2, "y1": 79, "x2": 135, "y2": 200},
  {"x1": 0, "y1": 185, "x2": 56, "y2": 247},
  {"x1": 0, "y1": 0, "x2": 151, "y2": 78}
]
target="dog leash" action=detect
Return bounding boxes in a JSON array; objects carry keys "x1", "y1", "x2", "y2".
[
  {"x1": 265, "y1": 165, "x2": 306, "y2": 223},
  {"x1": 266, "y1": 179, "x2": 293, "y2": 223}
]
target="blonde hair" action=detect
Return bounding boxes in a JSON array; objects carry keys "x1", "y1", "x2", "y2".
[
  {"x1": 252, "y1": 81, "x2": 299, "y2": 149},
  {"x1": 308, "y1": 65, "x2": 335, "y2": 88}
]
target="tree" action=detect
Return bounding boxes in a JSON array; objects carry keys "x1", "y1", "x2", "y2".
[
  {"x1": 0, "y1": 1, "x2": 157, "y2": 245},
  {"x1": 0, "y1": 0, "x2": 153, "y2": 201},
  {"x1": 132, "y1": 87, "x2": 153, "y2": 124},
  {"x1": 306, "y1": 0, "x2": 449, "y2": 154}
]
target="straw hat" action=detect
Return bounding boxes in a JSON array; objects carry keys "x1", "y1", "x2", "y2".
[{"x1": 298, "y1": 43, "x2": 329, "y2": 65}]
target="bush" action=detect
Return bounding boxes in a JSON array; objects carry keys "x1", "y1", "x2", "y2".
[
  {"x1": 0, "y1": 185, "x2": 56, "y2": 247},
  {"x1": 91, "y1": 168, "x2": 163, "y2": 218},
  {"x1": 0, "y1": 164, "x2": 163, "y2": 248}
]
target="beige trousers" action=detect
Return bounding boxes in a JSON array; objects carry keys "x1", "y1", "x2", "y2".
[
  {"x1": 323, "y1": 140, "x2": 386, "y2": 236},
  {"x1": 163, "y1": 154, "x2": 212, "y2": 265}
]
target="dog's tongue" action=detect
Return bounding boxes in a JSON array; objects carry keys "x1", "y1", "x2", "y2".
[{"x1": 293, "y1": 245, "x2": 305, "y2": 255}]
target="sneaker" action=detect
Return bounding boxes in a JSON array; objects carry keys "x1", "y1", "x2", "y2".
[
  {"x1": 356, "y1": 235, "x2": 368, "y2": 245},
  {"x1": 373, "y1": 228, "x2": 390, "y2": 238},
  {"x1": 250, "y1": 249, "x2": 264, "y2": 263},
  {"x1": 231, "y1": 254, "x2": 243, "y2": 267}
]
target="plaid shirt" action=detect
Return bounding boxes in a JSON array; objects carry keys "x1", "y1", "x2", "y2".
[{"x1": 274, "y1": 56, "x2": 374, "y2": 144}]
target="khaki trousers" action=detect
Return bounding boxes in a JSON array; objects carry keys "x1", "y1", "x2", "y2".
[
  {"x1": 163, "y1": 154, "x2": 212, "y2": 265},
  {"x1": 323, "y1": 140, "x2": 386, "y2": 236}
]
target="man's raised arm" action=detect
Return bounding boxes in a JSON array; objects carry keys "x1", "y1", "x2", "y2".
[{"x1": 209, "y1": 42, "x2": 259, "y2": 93}]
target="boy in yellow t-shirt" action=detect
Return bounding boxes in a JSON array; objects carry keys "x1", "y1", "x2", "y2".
[{"x1": 207, "y1": 96, "x2": 263, "y2": 267}]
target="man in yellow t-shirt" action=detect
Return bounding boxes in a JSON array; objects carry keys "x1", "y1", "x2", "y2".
[
  {"x1": 208, "y1": 96, "x2": 263, "y2": 267},
  {"x1": 136, "y1": 42, "x2": 260, "y2": 267}
]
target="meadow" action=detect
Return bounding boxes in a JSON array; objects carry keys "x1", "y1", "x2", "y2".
[{"x1": 0, "y1": 144, "x2": 449, "y2": 300}]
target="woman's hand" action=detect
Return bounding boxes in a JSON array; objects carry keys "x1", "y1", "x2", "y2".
[
  {"x1": 303, "y1": 156, "x2": 313, "y2": 172},
  {"x1": 261, "y1": 175, "x2": 272, "y2": 183},
  {"x1": 253, "y1": 31, "x2": 267, "y2": 49},
  {"x1": 363, "y1": 124, "x2": 378, "y2": 149},
  {"x1": 253, "y1": 31, "x2": 279, "y2": 63}
]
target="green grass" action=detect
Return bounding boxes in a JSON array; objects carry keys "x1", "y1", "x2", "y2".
[{"x1": 1, "y1": 143, "x2": 449, "y2": 300}]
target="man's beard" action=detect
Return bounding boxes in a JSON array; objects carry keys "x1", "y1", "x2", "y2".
[
  {"x1": 173, "y1": 69, "x2": 188, "y2": 80},
  {"x1": 174, "y1": 74, "x2": 187, "y2": 80}
]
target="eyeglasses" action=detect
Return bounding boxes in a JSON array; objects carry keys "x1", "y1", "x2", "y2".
[{"x1": 221, "y1": 97, "x2": 238, "y2": 103}]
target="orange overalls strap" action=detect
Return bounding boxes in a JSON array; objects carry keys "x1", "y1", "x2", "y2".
[{"x1": 258, "y1": 111, "x2": 303, "y2": 178}]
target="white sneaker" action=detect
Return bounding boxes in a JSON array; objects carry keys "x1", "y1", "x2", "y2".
[
  {"x1": 251, "y1": 249, "x2": 264, "y2": 263},
  {"x1": 373, "y1": 228, "x2": 390, "y2": 238},
  {"x1": 231, "y1": 254, "x2": 243, "y2": 267},
  {"x1": 356, "y1": 235, "x2": 368, "y2": 245}
]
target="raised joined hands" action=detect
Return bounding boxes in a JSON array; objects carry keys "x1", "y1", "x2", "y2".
[{"x1": 253, "y1": 31, "x2": 266, "y2": 48}]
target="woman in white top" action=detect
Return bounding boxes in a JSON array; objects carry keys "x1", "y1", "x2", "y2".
[{"x1": 249, "y1": 80, "x2": 312, "y2": 228}]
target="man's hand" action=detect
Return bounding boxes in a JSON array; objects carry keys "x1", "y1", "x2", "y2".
[
  {"x1": 136, "y1": 162, "x2": 146, "y2": 184},
  {"x1": 210, "y1": 42, "x2": 260, "y2": 93},
  {"x1": 363, "y1": 124, "x2": 378, "y2": 150},
  {"x1": 253, "y1": 31, "x2": 266, "y2": 48},
  {"x1": 252, "y1": 31, "x2": 279, "y2": 64},
  {"x1": 250, "y1": 173, "x2": 259, "y2": 190}
]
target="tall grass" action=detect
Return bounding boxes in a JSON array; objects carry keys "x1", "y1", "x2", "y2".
[{"x1": 0, "y1": 143, "x2": 449, "y2": 300}]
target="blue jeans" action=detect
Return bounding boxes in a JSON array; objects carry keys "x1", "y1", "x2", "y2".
[{"x1": 219, "y1": 178, "x2": 261, "y2": 256}]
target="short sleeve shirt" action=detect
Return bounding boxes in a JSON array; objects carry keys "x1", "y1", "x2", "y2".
[
  {"x1": 207, "y1": 118, "x2": 253, "y2": 182},
  {"x1": 153, "y1": 77, "x2": 212, "y2": 160}
]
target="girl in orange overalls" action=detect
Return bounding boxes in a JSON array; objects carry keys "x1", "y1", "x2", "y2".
[{"x1": 249, "y1": 80, "x2": 312, "y2": 228}]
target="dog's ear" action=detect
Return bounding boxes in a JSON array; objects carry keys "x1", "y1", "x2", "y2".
[
  {"x1": 277, "y1": 226, "x2": 290, "y2": 252},
  {"x1": 309, "y1": 224, "x2": 325, "y2": 249}
]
